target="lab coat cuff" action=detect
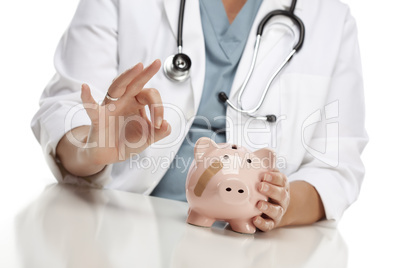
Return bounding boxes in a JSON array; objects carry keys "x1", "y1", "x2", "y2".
[
  {"x1": 56, "y1": 162, "x2": 113, "y2": 189},
  {"x1": 38, "y1": 103, "x2": 113, "y2": 188},
  {"x1": 42, "y1": 103, "x2": 91, "y2": 158},
  {"x1": 288, "y1": 169, "x2": 350, "y2": 224}
]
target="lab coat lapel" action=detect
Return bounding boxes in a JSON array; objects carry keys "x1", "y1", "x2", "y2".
[
  {"x1": 163, "y1": 0, "x2": 179, "y2": 36},
  {"x1": 163, "y1": 0, "x2": 205, "y2": 115}
]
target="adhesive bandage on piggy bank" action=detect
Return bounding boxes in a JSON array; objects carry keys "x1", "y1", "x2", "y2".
[{"x1": 185, "y1": 137, "x2": 276, "y2": 234}]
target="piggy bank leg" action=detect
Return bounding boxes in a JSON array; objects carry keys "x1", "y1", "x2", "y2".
[
  {"x1": 187, "y1": 209, "x2": 215, "y2": 228},
  {"x1": 229, "y1": 219, "x2": 256, "y2": 234}
]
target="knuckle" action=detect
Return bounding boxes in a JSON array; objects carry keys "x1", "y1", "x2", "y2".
[
  {"x1": 284, "y1": 190, "x2": 290, "y2": 202},
  {"x1": 109, "y1": 84, "x2": 117, "y2": 92},
  {"x1": 278, "y1": 173, "x2": 284, "y2": 182},
  {"x1": 278, "y1": 206, "x2": 284, "y2": 217},
  {"x1": 271, "y1": 205, "x2": 279, "y2": 218},
  {"x1": 283, "y1": 176, "x2": 289, "y2": 187},
  {"x1": 280, "y1": 188, "x2": 287, "y2": 200},
  {"x1": 266, "y1": 184, "x2": 275, "y2": 196}
]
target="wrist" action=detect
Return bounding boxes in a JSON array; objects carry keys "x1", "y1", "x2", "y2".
[
  {"x1": 57, "y1": 126, "x2": 107, "y2": 177},
  {"x1": 275, "y1": 181, "x2": 325, "y2": 228},
  {"x1": 276, "y1": 208, "x2": 293, "y2": 228},
  {"x1": 77, "y1": 146, "x2": 107, "y2": 175}
]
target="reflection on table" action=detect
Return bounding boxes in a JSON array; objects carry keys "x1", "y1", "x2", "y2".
[{"x1": 15, "y1": 183, "x2": 347, "y2": 268}]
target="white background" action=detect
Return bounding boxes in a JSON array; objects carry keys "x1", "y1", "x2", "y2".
[{"x1": 0, "y1": 0, "x2": 401, "y2": 267}]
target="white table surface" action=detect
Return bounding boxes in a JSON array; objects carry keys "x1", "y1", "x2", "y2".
[{"x1": 2, "y1": 183, "x2": 347, "y2": 268}]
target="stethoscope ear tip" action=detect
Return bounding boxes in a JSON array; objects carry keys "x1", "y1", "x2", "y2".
[
  {"x1": 218, "y1": 92, "x2": 229, "y2": 103},
  {"x1": 266, "y1": 115, "x2": 277, "y2": 123},
  {"x1": 219, "y1": 91, "x2": 277, "y2": 123}
]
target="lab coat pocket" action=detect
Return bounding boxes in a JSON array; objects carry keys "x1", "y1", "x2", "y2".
[{"x1": 277, "y1": 73, "x2": 331, "y2": 173}]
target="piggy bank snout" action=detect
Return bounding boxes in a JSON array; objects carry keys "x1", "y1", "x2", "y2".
[{"x1": 218, "y1": 179, "x2": 250, "y2": 205}]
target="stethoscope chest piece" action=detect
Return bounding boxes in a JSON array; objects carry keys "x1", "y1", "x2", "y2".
[{"x1": 164, "y1": 53, "x2": 192, "y2": 82}]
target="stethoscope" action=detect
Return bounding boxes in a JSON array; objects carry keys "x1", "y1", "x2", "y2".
[{"x1": 164, "y1": 0, "x2": 305, "y2": 123}]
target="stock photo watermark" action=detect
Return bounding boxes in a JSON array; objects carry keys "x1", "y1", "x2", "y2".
[
  {"x1": 128, "y1": 152, "x2": 287, "y2": 174},
  {"x1": 64, "y1": 100, "x2": 340, "y2": 167}
]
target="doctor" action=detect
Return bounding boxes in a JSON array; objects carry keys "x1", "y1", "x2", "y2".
[{"x1": 32, "y1": 0, "x2": 368, "y2": 231}]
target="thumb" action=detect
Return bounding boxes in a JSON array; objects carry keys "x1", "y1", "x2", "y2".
[{"x1": 81, "y1": 84, "x2": 99, "y2": 122}]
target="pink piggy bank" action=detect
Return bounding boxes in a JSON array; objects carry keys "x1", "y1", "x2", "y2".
[{"x1": 186, "y1": 137, "x2": 276, "y2": 234}]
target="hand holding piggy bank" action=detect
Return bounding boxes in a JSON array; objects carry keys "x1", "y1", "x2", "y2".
[{"x1": 185, "y1": 137, "x2": 276, "y2": 234}]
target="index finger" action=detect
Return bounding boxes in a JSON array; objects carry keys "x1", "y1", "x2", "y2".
[
  {"x1": 125, "y1": 59, "x2": 162, "y2": 97},
  {"x1": 103, "y1": 63, "x2": 144, "y2": 105}
]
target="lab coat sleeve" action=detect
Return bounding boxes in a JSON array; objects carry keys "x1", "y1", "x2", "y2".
[
  {"x1": 31, "y1": 0, "x2": 119, "y2": 187},
  {"x1": 287, "y1": 10, "x2": 368, "y2": 222}
]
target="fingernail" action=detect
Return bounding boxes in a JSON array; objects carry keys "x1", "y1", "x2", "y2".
[
  {"x1": 255, "y1": 217, "x2": 261, "y2": 224},
  {"x1": 264, "y1": 174, "x2": 272, "y2": 182},
  {"x1": 135, "y1": 62, "x2": 144, "y2": 70},
  {"x1": 260, "y1": 183, "x2": 269, "y2": 192},
  {"x1": 155, "y1": 117, "x2": 162, "y2": 129},
  {"x1": 149, "y1": 59, "x2": 160, "y2": 67}
]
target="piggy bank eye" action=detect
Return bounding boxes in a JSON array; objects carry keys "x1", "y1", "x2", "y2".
[
  {"x1": 247, "y1": 159, "x2": 252, "y2": 163},
  {"x1": 232, "y1": 145, "x2": 237, "y2": 149},
  {"x1": 223, "y1": 155, "x2": 229, "y2": 159}
]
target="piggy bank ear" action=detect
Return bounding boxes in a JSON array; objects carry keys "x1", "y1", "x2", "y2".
[
  {"x1": 253, "y1": 148, "x2": 276, "y2": 170},
  {"x1": 194, "y1": 137, "x2": 218, "y2": 161}
]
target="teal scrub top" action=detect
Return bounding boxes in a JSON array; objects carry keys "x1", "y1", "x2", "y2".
[{"x1": 150, "y1": 0, "x2": 262, "y2": 201}]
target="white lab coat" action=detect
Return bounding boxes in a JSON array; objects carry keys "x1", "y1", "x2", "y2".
[{"x1": 31, "y1": 0, "x2": 368, "y2": 222}]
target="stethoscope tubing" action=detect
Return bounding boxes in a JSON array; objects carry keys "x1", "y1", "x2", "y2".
[
  {"x1": 177, "y1": 0, "x2": 186, "y2": 48},
  {"x1": 258, "y1": 9, "x2": 305, "y2": 51},
  {"x1": 224, "y1": 7, "x2": 305, "y2": 119},
  {"x1": 165, "y1": 0, "x2": 304, "y2": 122},
  {"x1": 229, "y1": 47, "x2": 297, "y2": 115}
]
